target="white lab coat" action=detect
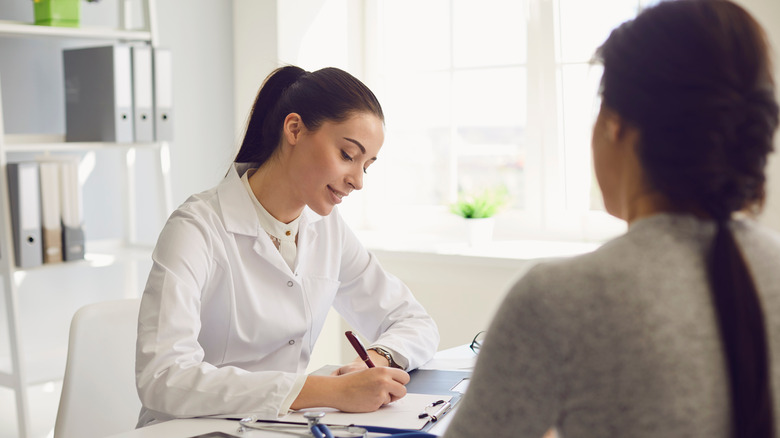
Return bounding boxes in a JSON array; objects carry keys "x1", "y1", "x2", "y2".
[{"x1": 135, "y1": 163, "x2": 439, "y2": 426}]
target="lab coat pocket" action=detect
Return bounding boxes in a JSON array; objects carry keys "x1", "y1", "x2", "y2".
[{"x1": 300, "y1": 275, "x2": 340, "y2": 348}]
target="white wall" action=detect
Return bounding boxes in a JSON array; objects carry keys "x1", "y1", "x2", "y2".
[
  {"x1": 232, "y1": 0, "x2": 279, "y2": 140},
  {"x1": 154, "y1": 0, "x2": 236, "y2": 210},
  {"x1": 304, "y1": 251, "x2": 538, "y2": 371}
]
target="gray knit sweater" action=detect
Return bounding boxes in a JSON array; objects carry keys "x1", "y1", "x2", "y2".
[{"x1": 443, "y1": 213, "x2": 780, "y2": 438}]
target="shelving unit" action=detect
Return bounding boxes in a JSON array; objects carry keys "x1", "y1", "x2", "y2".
[{"x1": 0, "y1": 1, "x2": 166, "y2": 436}]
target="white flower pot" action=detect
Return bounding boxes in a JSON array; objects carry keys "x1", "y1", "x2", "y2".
[{"x1": 464, "y1": 217, "x2": 495, "y2": 246}]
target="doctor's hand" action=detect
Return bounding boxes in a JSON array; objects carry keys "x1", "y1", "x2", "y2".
[
  {"x1": 292, "y1": 367, "x2": 410, "y2": 413},
  {"x1": 335, "y1": 349, "x2": 391, "y2": 375}
]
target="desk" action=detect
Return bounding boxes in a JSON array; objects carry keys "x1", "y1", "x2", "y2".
[{"x1": 109, "y1": 345, "x2": 475, "y2": 438}]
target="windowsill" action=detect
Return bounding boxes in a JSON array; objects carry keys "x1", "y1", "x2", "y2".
[{"x1": 355, "y1": 229, "x2": 604, "y2": 261}]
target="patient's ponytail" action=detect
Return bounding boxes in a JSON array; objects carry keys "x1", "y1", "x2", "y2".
[{"x1": 596, "y1": 1, "x2": 779, "y2": 436}]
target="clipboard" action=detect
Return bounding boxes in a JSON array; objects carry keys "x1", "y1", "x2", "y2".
[
  {"x1": 406, "y1": 368, "x2": 471, "y2": 396},
  {"x1": 301, "y1": 366, "x2": 471, "y2": 430},
  {"x1": 310, "y1": 365, "x2": 472, "y2": 396}
]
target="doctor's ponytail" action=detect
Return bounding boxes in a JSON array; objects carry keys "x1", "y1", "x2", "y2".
[
  {"x1": 234, "y1": 65, "x2": 383, "y2": 166},
  {"x1": 234, "y1": 66, "x2": 306, "y2": 165}
]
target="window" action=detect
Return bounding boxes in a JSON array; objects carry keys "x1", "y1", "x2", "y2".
[{"x1": 342, "y1": 0, "x2": 658, "y2": 243}]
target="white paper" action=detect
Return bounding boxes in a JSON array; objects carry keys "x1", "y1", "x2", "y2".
[{"x1": 282, "y1": 393, "x2": 452, "y2": 430}]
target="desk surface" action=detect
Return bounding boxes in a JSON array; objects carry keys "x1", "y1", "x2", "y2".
[{"x1": 109, "y1": 345, "x2": 475, "y2": 438}]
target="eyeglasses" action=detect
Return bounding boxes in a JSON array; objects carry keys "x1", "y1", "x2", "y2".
[{"x1": 470, "y1": 330, "x2": 486, "y2": 355}]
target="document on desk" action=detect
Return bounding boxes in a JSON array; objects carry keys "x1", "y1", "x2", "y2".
[
  {"x1": 282, "y1": 393, "x2": 453, "y2": 430},
  {"x1": 303, "y1": 365, "x2": 468, "y2": 429}
]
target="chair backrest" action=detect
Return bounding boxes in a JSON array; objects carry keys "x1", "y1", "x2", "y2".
[{"x1": 54, "y1": 298, "x2": 142, "y2": 438}]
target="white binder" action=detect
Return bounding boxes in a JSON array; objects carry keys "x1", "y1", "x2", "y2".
[
  {"x1": 64, "y1": 45, "x2": 134, "y2": 143},
  {"x1": 59, "y1": 159, "x2": 85, "y2": 261},
  {"x1": 131, "y1": 45, "x2": 154, "y2": 142},
  {"x1": 152, "y1": 47, "x2": 174, "y2": 141},
  {"x1": 38, "y1": 161, "x2": 63, "y2": 264},
  {"x1": 6, "y1": 162, "x2": 43, "y2": 268}
]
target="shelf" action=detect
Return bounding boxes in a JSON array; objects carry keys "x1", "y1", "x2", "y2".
[
  {"x1": 0, "y1": 20, "x2": 151, "y2": 42},
  {"x1": 0, "y1": 3, "x2": 160, "y2": 436},
  {"x1": 10, "y1": 239, "x2": 154, "y2": 274},
  {"x1": 2, "y1": 134, "x2": 162, "y2": 152}
]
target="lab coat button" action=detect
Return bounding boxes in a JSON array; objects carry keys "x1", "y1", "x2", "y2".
[
  {"x1": 287, "y1": 281, "x2": 294, "y2": 287},
  {"x1": 288, "y1": 340, "x2": 295, "y2": 345}
]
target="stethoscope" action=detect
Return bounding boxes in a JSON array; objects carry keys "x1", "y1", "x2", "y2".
[{"x1": 238, "y1": 411, "x2": 438, "y2": 438}]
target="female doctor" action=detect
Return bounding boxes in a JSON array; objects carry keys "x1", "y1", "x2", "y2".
[{"x1": 135, "y1": 65, "x2": 439, "y2": 426}]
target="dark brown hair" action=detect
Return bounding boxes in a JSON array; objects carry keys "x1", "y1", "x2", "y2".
[
  {"x1": 234, "y1": 65, "x2": 384, "y2": 165},
  {"x1": 596, "y1": 0, "x2": 778, "y2": 436}
]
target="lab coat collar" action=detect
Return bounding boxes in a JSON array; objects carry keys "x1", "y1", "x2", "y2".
[{"x1": 219, "y1": 163, "x2": 324, "y2": 238}]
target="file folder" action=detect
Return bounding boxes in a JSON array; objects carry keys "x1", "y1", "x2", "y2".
[
  {"x1": 152, "y1": 47, "x2": 174, "y2": 141},
  {"x1": 59, "y1": 159, "x2": 85, "y2": 261},
  {"x1": 64, "y1": 45, "x2": 134, "y2": 143},
  {"x1": 131, "y1": 45, "x2": 154, "y2": 142},
  {"x1": 6, "y1": 162, "x2": 43, "y2": 268},
  {"x1": 38, "y1": 161, "x2": 63, "y2": 264}
]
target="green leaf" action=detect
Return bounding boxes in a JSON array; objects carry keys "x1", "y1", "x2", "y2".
[{"x1": 449, "y1": 187, "x2": 509, "y2": 218}]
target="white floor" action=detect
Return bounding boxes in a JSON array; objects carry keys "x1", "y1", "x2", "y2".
[{"x1": 1, "y1": 380, "x2": 61, "y2": 438}]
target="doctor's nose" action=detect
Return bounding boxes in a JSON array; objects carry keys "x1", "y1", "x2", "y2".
[{"x1": 346, "y1": 170, "x2": 363, "y2": 191}]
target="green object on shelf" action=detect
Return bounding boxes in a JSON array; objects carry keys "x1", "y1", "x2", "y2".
[{"x1": 33, "y1": 0, "x2": 80, "y2": 27}]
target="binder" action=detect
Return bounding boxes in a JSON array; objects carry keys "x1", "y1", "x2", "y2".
[
  {"x1": 63, "y1": 45, "x2": 134, "y2": 143},
  {"x1": 152, "y1": 47, "x2": 174, "y2": 141},
  {"x1": 6, "y1": 162, "x2": 43, "y2": 268},
  {"x1": 59, "y1": 159, "x2": 85, "y2": 261},
  {"x1": 38, "y1": 161, "x2": 63, "y2": 264},
  {"x1": 131, "y1": 45, "x2": 154, "y2": 142}
]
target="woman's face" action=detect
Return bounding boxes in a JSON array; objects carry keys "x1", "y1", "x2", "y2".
[{"x1": 289, "y1": 112, "x2": 384, "y2": 217}]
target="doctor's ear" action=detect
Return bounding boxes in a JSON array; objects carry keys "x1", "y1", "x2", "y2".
[{"x1": 283, "y1": 113, "x2": 304, "y2": 145}]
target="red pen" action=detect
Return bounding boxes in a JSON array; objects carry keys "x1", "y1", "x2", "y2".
[{"x1": 345, "y1": 330, "x2": 375, "y2": 368}]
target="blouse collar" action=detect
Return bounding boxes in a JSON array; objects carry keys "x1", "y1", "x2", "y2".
[{"x1": 240, "y1": 169, "x2": 300, "y2": 242}]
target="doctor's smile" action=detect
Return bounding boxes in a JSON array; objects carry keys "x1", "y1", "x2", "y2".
[{"x1": 327, "y1": 185, "x2": 349, "y2": 204}]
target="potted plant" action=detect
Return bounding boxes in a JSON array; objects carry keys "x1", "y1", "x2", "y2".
[{"x1": 449, "y1": 187, "x2": 509, "y2": 245}]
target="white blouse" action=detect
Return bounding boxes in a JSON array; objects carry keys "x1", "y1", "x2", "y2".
[{"x1": 240, "y1": 169, "x2": 300, "y2": 271}]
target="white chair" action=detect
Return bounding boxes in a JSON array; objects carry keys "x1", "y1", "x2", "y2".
[{"x1": 54, "y1": 298, "x2": 142, "y2": 438}]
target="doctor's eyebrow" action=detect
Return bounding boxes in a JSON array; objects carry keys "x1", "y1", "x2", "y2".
[
  {"x1": 344, "y1": 137, "x2": 378, "y2": 162},
  {"x1": 343, "y1": 137, "x2": 366, "y2": 155}
]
